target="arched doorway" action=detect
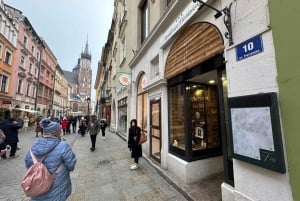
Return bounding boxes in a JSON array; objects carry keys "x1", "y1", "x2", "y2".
[{"x1": 165, "y1": 22, "x2": 233, "y2": 185}]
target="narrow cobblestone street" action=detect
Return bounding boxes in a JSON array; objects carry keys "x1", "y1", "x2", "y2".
[{"x1": 0, "y1": 128, "x2": 188, "y2": 201}]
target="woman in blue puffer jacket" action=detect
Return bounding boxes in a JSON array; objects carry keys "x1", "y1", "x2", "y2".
[{"x1": 24, "y1": 118, "x2": 77, "y2": 201}]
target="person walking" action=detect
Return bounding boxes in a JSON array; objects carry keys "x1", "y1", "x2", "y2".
[
  {"x1": 78, "y1": 117, "x2": 87, "y2": 137},
  {"x1": 61, "y1": 117, "x2": 68, "y2": 135},
  {"x1": 86, "y1": 115, "x2": 100, "y2": 152},
  {"x1": 24, "y1": 118, "x2": 77, "y2": 201},
  {"x1": 127, "y1": 119, "x2": 142, "y2": 170},
  {"x1": 100, "y1": 118, "x2": 107, "y2": 140},
  {"x1": 71, "y1": 116, "x2": 77, "y2": 133},
  {"x1": 0, "y1": 114, "x2": 23, "y2": 158},
  {"x1": 35, "y1": 116, "x2": 43, "y2": 137}
]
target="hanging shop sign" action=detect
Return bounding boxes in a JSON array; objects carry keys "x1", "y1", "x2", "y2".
[
  {"x1": 118, "y1": 73, "x2": 131, "y2": 86},
  {"x1": 236, "y1": 35, "x2": 264, "y2": 61},
  {"x1": 228, "y1": 92, "x2": 286, "y2": 173}
]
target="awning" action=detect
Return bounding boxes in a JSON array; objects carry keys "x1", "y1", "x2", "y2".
[{"x1": 11, "y1": 108, "x2": 39, "y2": 113}]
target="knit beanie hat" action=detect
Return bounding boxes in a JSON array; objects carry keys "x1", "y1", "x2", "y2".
[{"x1": 40, "y1": 118, "x2": 61, "y2": 134}]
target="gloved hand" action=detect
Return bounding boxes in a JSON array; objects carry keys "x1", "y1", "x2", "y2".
[{"x1": 128, "y1": 144, "x2": 132, "y2": 151}]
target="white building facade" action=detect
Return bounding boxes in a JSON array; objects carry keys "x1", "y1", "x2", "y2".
[{"x1": 128, "y1": 0, "x2": 293, "y2": 201}]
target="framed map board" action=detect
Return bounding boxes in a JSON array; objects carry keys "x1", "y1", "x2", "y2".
[{"x1": 228, "y1": 92, "x2": 286, "y2": 173}]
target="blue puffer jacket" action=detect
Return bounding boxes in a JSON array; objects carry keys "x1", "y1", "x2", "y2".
[{"x1": 24, "y1": 138, "x2": 77, "y2": 201}]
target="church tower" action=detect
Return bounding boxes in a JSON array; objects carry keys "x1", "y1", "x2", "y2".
[{"x1": 78, "y1": 39, "x2": 92, "y2": 113}]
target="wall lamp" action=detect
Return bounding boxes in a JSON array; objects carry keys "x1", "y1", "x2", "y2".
[{"x1": 193, "y1": 0, "x2": 233, "y2": 46}]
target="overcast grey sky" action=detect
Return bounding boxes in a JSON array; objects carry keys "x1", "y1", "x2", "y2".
[{"x1": 5, "y1": 0, "x2": 114, "y2": 100}]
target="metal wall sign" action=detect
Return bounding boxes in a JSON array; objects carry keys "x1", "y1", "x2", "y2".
[
  {"x1": 228, "y1": 92, "x2": 286, "y2": 173},
  {"x1": 236, "y1": 35, "x2": 264, "y2": 61}
]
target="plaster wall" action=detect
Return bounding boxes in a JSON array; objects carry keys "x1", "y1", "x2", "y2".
[{"x1": 223, "y1": 0, "x2": 293, "y2": 200}]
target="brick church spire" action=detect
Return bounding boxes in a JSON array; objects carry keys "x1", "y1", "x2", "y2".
[{"x1": 81, "y1": 37, "x2": 91, "y2": 60}]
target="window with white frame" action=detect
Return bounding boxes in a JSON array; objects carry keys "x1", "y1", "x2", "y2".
[
  {"x1": 141, "y1": 0, "x2": 149, "y2": 43},
  {"x1": 20, "y1": 55, "x2": 25, "y2": 67},
  {"x1": 4, "y1": 49, "x2": 12, "y2": 65},
  {"x1": 121, "y1": 36, "x2": 126, "y2": 61},
  {"x1": 17, "y1": 79, "x2": 22, "y2": 94},
  {"x1": 23, "y1": 36, "x2": 27, "y2": 47},
  {"x1": 29, "y1": 63, "x2": 32, "y2": 74},
  {"x1": 1, "y1": 74, "x2": 8, "y2": 93},
  {"x1": 32, "y1": 86, "x2": 36, "y2": 97},
  {"x1": 26, "y1": 83, "x2": 30, "y2": 96}
]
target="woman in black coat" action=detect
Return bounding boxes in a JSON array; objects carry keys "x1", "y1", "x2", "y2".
[{"x1": 128, "y1": 119, "x2": 142, "y2": 170}]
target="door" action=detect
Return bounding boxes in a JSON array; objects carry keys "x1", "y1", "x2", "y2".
[{"x1": 150, "y1": 98, "x2": 161, "y2": 163}]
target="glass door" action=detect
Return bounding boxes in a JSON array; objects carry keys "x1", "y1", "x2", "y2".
[{"x1": 150, "y1": 98, "x2": 161, "y2": 163}]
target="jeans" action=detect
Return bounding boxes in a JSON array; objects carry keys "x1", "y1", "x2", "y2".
[{"x1": 90, "y1": 135, "x2": 97, "y2": 148}]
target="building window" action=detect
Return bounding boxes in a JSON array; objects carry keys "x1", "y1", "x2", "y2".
[
  {"x1": 20, "y1": 55, "x2": 25, "y2": 67},
  {"x1": 32, "y1": 86, "x2": 36, "y2": 97},
  {"x1": 23, "y1": 36, "x2": 27, "y2": 47},
  {"x1": 1, "y1": 75, "x2": 8, "y2": 92},
  {"x1": 26, "y1": 84, "x2": 30, "y2": 96},
  {"x1": 17, "y1": 79, "x2": 22, "y2": 94},
  {"x1": 121, "y1": 37, "x2": 126, "y2": 61},
  {"x1": 31, "y1": 46, "x2": 34, "y2": 54},
  {"x1": 141, "y1": 0, "x2": 149, "y2": 43},
  {"x1": 137, "y1": 73, "x2": 148, "y2": 132},
  {"x1": 118, "y1": 97, "x2": 127, "y2": 133},
  {"x1": 44, "y1": 87, "x2": 48, "y2": 98},
  {"x1": 4, "y1": 50, "x2": 12, "y2": 65},
  {"x1": 38, "y1": 84, "x2": 43, "y2": 97},
  {"x1": 29, "y1": 63, "x2": 32, "y2": 74},
  {"x1": 40, "y1": 67, "x2": 44, "y2": 75}
]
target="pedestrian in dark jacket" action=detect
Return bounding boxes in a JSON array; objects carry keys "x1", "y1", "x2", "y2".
[
  {"x1": 0, "y1": 117, "x2": 23, "y2": 158},
  {"x1": 86, "y1": 115, "x2": 100, "y2": 151},
  {"x1": 127, "y1": 119, "x2": 142, "y2": 170},
  {"x1": 78, "y1": 117, "x2": 87, "y2": 137},
  {"x1": 100, "y1": 118, "x2": 107, "y2": 140},
  {"x1": 71, "y1": 116, "x2": 77, "y2": 133},
  {"x1": 25, "y1": 118, "x2": 77, "y2": 201}
]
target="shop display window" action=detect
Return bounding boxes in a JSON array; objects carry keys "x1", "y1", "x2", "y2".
[
  {"x1": 118, "y1": 98, "x2": 127, "y2": 133},
  {"x1": 169, "y1": 82, "x2": 222, "y2": 161},
  {"x1": 137, "y1": 74, "x2": 148, "y2": 131}
]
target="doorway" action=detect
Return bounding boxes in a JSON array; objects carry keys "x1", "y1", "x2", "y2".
[{"x1": 150, "y1": 98, "x2": 161, "y2": 163}]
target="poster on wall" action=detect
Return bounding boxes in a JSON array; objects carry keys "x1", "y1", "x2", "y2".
[{"x1": 228, "y1": 92, "x2": 286, "y2": 173}]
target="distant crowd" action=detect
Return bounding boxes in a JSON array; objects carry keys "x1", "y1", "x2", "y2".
[{"x1": 0, "y1": 110, "x2": 91, "y2": 160}]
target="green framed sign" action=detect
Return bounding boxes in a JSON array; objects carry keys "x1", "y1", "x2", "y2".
[{"x1": 228, "y1": 92, "x2": 286, "y2": 173}]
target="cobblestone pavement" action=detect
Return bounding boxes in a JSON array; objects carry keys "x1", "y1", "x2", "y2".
[{"x1": 0, "y1": 128, "x2": 188, "y2": 201}]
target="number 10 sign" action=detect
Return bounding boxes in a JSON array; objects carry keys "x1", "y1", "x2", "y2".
[{"x1": 236, "y1": 35, "x2": 264, "y2": 61}]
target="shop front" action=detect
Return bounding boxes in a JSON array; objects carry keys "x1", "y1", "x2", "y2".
[{"x1": 164, "y1": 22, "x2": 233, "y2": 184}]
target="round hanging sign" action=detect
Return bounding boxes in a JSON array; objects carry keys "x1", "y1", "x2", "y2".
[{"x1": 118, "y1": 73, "x2": 130, "y2": 86}]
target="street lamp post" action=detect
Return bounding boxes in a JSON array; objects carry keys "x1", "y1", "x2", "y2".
[{"x1": 86, "y1": 97, "x2": 91, "y2": 116}]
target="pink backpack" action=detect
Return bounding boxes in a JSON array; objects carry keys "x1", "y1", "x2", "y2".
[{"x1": 21, "y1": 150, "x2": 61, "y2": 197}]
